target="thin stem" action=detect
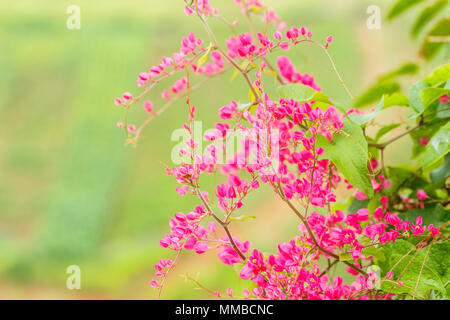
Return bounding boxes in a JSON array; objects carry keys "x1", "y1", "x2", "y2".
[
  {"x1": 369, "y1": 123, "x2": 421, "y2": 149},
  {"x1": 413, "y1": 240, "x2": 433, "y2": 300},
  {"x1": 277, "y1": 187, "x2": 368, "y2": 277},
  {"x1": 194, "y1": 7, "x2": 260, "y2": 103},
  {"x1": 195, "y1": 187, "x2": 247, "y2": 262}
]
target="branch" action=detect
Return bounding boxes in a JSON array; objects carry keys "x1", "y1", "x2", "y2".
[{"x1": 195, "y1": 187, "x2": 247, "y2": 262}]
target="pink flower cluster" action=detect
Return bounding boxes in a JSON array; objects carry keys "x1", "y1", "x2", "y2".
[
  {"x1": 277, "y1": 56, "x2": 321, "y2": 90},
  {"x1": 115, "y1": 0, "x2": 443, "y2": 300}
]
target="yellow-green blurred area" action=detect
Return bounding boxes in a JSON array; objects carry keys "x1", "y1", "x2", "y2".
[{"x1": 0, "y1": 0, "x2": 445, "y2": 299}]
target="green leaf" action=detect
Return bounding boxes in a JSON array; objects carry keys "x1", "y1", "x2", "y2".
[
  {"x1": 437, "y1": 102, "x2": 450, "y2": 118},
  {"x1": 383, "y1": 92, "x2": 410, "y2": 107},
  {"x1": 349, "y1": 93, "x2": 409, "y2": 127},
  {"x1": 420, "y1": 17, "x2": 450, "y2": 60},
  {"x1": 423, "y1": 62, "x2": 450, "y2": 87},
  {"x1": 378, "y1": 240, "x2": 450, "y2": 299},
  {"x1": 388, "y1": 0, "x2": 426, "y2": 20},
  {"x1": 410, "y1": 80, "x2": 430, "y2": 114},
  {"x1": 378, "y1": 63, "x2": 420, "y2": 83},
  {"x1": 230, "y1": 59, "x2": 251, "y2": 82},
  {"x1": 316, "y1": 118, "x2": 374, "y2": 198},
  {"x1": 362, "y1": 246, "x2": 385, "y2": 262},
  {"x1": 196, "y1": 42, "x2": 212, "y2": 69},
  {"x1": 410, "y1": 118, "x2": 448, "y2": 158},
  {"x1": 412, "y1": 0, "x2": 448, "y2": 37},
  {"x1": 229, "y1": 215, "x2": 256, "y2": 222},
  {"x1": 248, "y1": 86, "x2": 259, "y2": 102},
  {"x1": 353, "y1": 81, "x2": 400, "y2": 109},
  {"x1": 277, "y1": 83, "x2": 317, "y2": 101},
  {"x1": 399, "y1": 203, "x2": 449, "y2": 230},
  {"x1": 430, "y1": 153, "x2": 450, "y2": 183},
  {"x1": 386, "y1": 167, "x2": 415, "y2": 192},
  {"x1": 347, "y1": 198, "x2": 369, "y2": 214},
  {"x1": 421, "y1": 121, "x2": 450, "y2": 167},
  {"x1": 339, "y1": 252, "x2": 353, "y2": 262},
  {"x1": 375, "y1": 123, "x2": 401, "y2": 142},
  {"x1": 420, "y1": 87, "x2": 450, "y2": 111}
]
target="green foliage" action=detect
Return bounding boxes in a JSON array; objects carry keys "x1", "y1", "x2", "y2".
[
  {"x1": 421, "y1": 17, "x2": 450, "y2": 60},
  {"x1": 388, "y1": 0, "x2": 450, "y2": 60},
  {"x1": 352, "y1": 81, "x2": 400, "y2": 109},
  {"x1": 424, "y1": 62, "x2": 450, "y2": 86},
  {"x1": 400, "y1": 204, "x2": 450, "y2": 231},
  {"x1": 317, "y1": 118, "x2": 374, "y2": 198},
  {"x1": 409, "y1": 80, "x2": 430, "y2": 114},
  {"x1": 430, "y1": 153, "x2": 450, "y2": 183},
  {"x1": 378, "y1": 240, "x2": 449, "y2": 299},
  {"x1": 375, "y1": 123, "x2": 401, "y2": 142},
  {"x1": 412, "y1": 0, "x2": 448, "y2": 37},
  {"x1": 349, "y1": 93, "x2": 409, "y2": 126},
  {"x1": 388, "y1": 0, "x2": 425, "y2": 20},
  {"x1": 277, "y1": 83, "x2": 317, "y2": 101},
  {"x1": 352, "y1": 63, "x2": 418, "y2": 109},
  {"x1": 421, "y1": 121, "x2": 450, "y2": 167}
]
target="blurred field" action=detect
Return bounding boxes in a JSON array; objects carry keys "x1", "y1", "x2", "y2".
[{"x1": 0, "y1": 0, "x2": 441, "y2": 299}]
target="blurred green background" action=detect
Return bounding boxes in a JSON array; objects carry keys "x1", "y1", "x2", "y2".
[{"x1": 0, "y1": 0, "x2": 446, "y2": 299}]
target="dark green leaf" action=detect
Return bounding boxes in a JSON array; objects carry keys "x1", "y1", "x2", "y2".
[
  {"x1": 421, "y1": 121, "x2": 450, "y2": 167},
  {"x1": 378, "y1": 240, "x2": 449, "y2": 299},
  {"x1": 430, "y1": 153, "x2": 450, "y2": 183},
  {"x1": 399, "y1": 203, "x2": 449, "y2": 230}
]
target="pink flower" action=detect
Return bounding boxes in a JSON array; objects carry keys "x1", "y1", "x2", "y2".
[
  {"x1": 419, "y1": 137, "x2": 429, "y2": 146},
  {"x1": 184, "y1": 5, "x2": 193, "y2": 16},
  {"x1": 417, "y1": 189, "x2": 427, "y2": 200},
  {"x1": 411, "y1": 216, "x2": 425, "y2": 235},
  {"x1": 122, "y1": 92, "x2": 133, "y2": 101},
  {"x1": 143, "y1": 100, "x2": 153, "y2": 113},
  {"x1": 374, "y1": 208, "x2": 384, "y2": 220},
  {"x1": 273, "y1": 31, "x2": 282, "y2": 40},
  {"x1": 217, "y1": 236, "x2": 250, "y2": 266},
  {"x1": 438, "y1": 94, "x2": 449, "y2": 103},
  {"x1": 176, "y1": 185, "x2": 189, "y2": 196},
  {"x1": 162, "y1": 90, "x2": 171, "y2": 100},
  {"x1": 428, "y1": 224, "x2": 439, "y2": 237},
  {"x1": 114, "y1": 97, "x2": 122, "y2": 106},
  {"x1": 356, "y1": 208, "x2": 369, "y2": 221},
  {"x1": 355, "y1": 190, "x2": 368, "y2": 200},
  {"x1": 208, "y1": 221, "x2": 217, "y2": 233}
]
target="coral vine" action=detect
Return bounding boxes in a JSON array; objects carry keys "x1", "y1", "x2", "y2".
[{"x1": 115, "y1": 0, "x2": 449, "y2": 300}]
